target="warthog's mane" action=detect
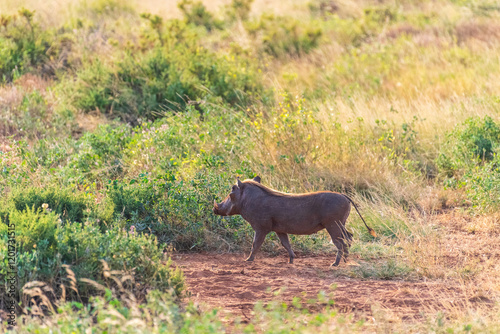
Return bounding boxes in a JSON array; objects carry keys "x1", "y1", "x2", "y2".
[
  {"x1": 242, "y1": 179, "x2": 339, "y2": 199},
  {"x1": 242, "y1": 180, "x2": 301, "y2": 198}
]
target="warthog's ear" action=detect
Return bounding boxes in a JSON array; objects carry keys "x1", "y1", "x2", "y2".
[
  {"x1": 237, "y1": 177, "x2": 243, "y2": 188},
  {"x1": 253, "y1": 176, "x2": 261, "y2": 183}
]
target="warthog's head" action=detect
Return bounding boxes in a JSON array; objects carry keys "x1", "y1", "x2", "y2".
[{"x1": 213, "y1": 176, "x2": 261, "y2": 216}]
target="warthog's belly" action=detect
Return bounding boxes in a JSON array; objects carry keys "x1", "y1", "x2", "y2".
[{"x1": 271, "y1": 219, "x2": 325, "y2": 235}]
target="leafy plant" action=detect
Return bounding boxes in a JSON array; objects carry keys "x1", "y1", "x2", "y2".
[
  {"x1": 246, "y1": 14, "x2": 322, "y2": 57},
  {"x1": 178, "y1": 0, "x2": 222, "y2": 31},
  {"x1": 0, "y1": 8, "x2": 71, "y2": 81},
  {"x1": 67, "y1": 42, "x2": 267, "y2": 120},
  {"x1": 0, "y1": 208, "x2": 184, "y2": 303},
  {"x1": 10, "y1": 186, "x2": 89, "y2": 223},
  {"x1": 65, "y1": 124, "x2": 132, "y2": 181},
  {"x1": 438, "y1": 116, "x2": 500, "y2": 211},
  {"x1": 225, "y1": 0, "x2": 254, "y2": 22}
]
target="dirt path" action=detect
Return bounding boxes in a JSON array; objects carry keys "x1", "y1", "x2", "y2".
[{"x1": 173, "y1": 253, "x2": 469, "y2": 322}]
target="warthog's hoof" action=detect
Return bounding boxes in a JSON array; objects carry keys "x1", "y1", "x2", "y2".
[
  {"x1": 245, "y1": 258, "x2": 254, "y2": 262},
  {"x1": 331, "y1": 262, "x2": 339, "y2": 267}
]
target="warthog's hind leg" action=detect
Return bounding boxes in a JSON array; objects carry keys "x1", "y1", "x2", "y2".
[
  {"x1": 246, "y1": 230, "x2": 268, "y2": 262},
  {"x1": 276, "y1": 232, "x2": 295, "y2": 264},
  {"x1": 331, "y1": 239, "x2": 347, "y2": 266},
  {"x1": 326, "y1": 225, "x2": 349, "y2": 266}
]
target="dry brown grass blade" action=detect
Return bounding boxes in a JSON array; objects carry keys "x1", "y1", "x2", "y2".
[
  {"x1": 63, "y1": 264, "x2": 78, "y2": 293},
  {"x1": 125, "y1": 318, "x2": 147, "y2": 328},
  {"x1": 79, "y1": 278, "x2": 107, "y2": 292},
  {"x1": 22, "y1": 281, "x2": 47, "y2": 289},
  {"x1": 120, "y1": 275, "x2": 135, "y2": 284},
  {"x1": 105, "y1": 308, "x2": 127, "y2": 321},
  {"x1": 100, "y1": 259, "x2": 111, "y2": 272},
  {"x1": 59, "y1": 283, "x2": 66, "y2": 304},
  {"x1": 22, "y1": 285, "x2": 56, "y2": 314}
]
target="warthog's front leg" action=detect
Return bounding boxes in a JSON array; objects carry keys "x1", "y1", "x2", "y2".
[
  {"x1": 246, "y1": 230, "x2": 268, "y2": 262},
  {"x1": 276, "y1": 232, "x2": 295, "y2": 264}
]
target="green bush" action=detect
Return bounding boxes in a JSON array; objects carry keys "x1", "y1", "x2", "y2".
[
  {"x1": 438, "y1": 116, "x2": 500, "y2": 177},
  {"x1": 67, "y1": 44, "x2": 267, "y2": 120},
  {"x1": 105, "y1": 174, "x2": 164, "y2": 225},
  {"x1": 0, "y1": 9, "x2": 70, "y2": 81},
  {"x1": 246, "y1": 14, "x2": 323, "y2": 57},
  {"x1": 458, "y1": 160, "x2": 500, "y2": 211},
  {"x1": 122, "y1": 105, "x2": 253, "y2": 174},
  {"x1": 178, "y1": 0, "x2": 222, "y2": 31},
  {"x1": 438, "y1": 116, "x2": 500, "y2": 211},
  {"x1": 65, "y1": 124, "x2": 132, "y2": 181},
  {"x1": 225, "y1": 0, "x2": 255, "y2": 22},
  {"x1": 56, "y1": 222, "x2": 184, "y2": 297},
  {"x1": 0, "y1": 9, "x2": 43, "y2": 81},
  {"x1": 0, "y1": 208, "x2": 184, "y2": 303},
  {"x1": 66, "y1": 60, "x2": 115, "y2": 117},
  {"x1": 0, "y1": 208, "x2": 60, "y2": 296},
  {"x1": 102, "y1": 169, "x2": 254, "y2": 251},
  {"x1": 10, "y1": 186, "x2": 89, "y2": 223}
]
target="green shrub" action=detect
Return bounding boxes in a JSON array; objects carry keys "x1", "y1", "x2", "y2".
[
  {"x1": 246, "y1": 14, "x2": 322, "y2": 57},
  {"x1": 438, "y1": 117, "x2": 500, "y2": 211},
  {"x1": 0, "y1": 9, "x2": 42, "y2": 81},
  {"x1": 458, "y1": 160, "x2": 500, "y2": 211},
  {"x1": 3, "y1": 207, "x2": 58, "y2": 256},
  {"x1": 101, "y1": 169, "x2": 255, "y2": 251},
  {"x1": 56, "y1": 222, "x2": 184, "y2": 297},
  {"x1": 67, "y1": 60, "x2": 115, "y2": 116},
  {"x1": 0, "y1": 208, "x2": 184, "y2": 303},
  {"x1": 122, "y1": 105, "x2": 253, "y2": 174},
  {"x1": 225, "y1": 0, "x2": 254, "y2": 22},
  {"x1": 438, "y1": 116, "x2": 500, "y2": 176},
  {"x1": 10, "y1": 186, "x2": 89, "y2": 223},
  {"x1": 67, "y1": 44, "x2": 267, "y2": 120},
  {"x1": 178, "y1": 0, "x2": 222, "y2": 31},
  {"x1": 0, "y1": 9, "x2": 70, "y2": 81},
  {"x1": 0, "y1": 208, "x2": 60, "y2": 300},
  {"x1": 65, "y1": 124, "x2": 132, "y2": 181},
  {"x1": 105, "y1": 174, "x2": 164, "y2": 225}
]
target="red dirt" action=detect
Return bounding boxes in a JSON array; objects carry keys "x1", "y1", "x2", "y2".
[{"x1": 173, "y1": 253, "x2": 469, "y2": 322}]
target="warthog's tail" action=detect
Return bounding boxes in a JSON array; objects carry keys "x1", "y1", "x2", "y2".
[{"x1": 343, "y1": 195, "x2": 377, "y2": 238}]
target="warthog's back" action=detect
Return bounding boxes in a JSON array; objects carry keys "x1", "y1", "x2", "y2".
[{"x1": 239, "y1": 182, "x2": 351, "y2": 235}]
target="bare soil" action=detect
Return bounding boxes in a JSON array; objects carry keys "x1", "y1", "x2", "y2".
[
  {"x1": 173, "y1": 212, "x2": 499, "y2": 324},
  {"x1": 173, "y1": 253, "x2": 470, "y2": 322}
]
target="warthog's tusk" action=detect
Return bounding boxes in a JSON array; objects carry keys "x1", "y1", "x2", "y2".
[{"x1": 214, "y1": 200, "x2": 219, "y2": 209}]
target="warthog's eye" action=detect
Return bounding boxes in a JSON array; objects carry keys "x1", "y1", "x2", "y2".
[{"x1": 232, "y1": 185, "x2": 237, "y2": 191}]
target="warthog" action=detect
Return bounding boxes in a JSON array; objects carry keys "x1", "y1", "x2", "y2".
[{"x1": 213, "y1": 177, "x2": 376, "y2": 266}]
